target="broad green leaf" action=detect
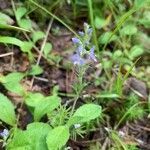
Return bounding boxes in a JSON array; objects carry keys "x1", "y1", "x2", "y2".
[
  {"x1": 26, "y1": 122, "x2": 51, "y2": 150},
  {"x1": 0, "y1": 72, "x2": 25, "y2": 95},
  {"x1": 32, "y1": 31, "x2": 45, "y2": 43},
  {"x1": 7, "y1": 129, "x2": 31, "y2": 150},
  {"x1": 25, "y1": 92, "x2": 44, "y2": 107},
  {"x1": 18, "y1": 19, "x2": 32, "y2": 30},
  {"x1": 121, "y1": 24, "x2": 137, "y2": 35},
  {"x1": 20, "y1": 41, "x2": 33, "y2": 53},
  {"x1": 7, "y1": 123, "x2": 51, "y2": 150},
  {"x1": 46, "y1": 126, "x2": 69, "y2": 150},
  {"x1": 28, "y1": 65, "x2": 43, "y2": 75},
  {"x1": 0, "y1": 12, "x2": 14, "y2": 25},
  {"x1": 68, "y1": 104, "x2": 101, "y2": 126},
  {"x1": 129, "y1": 45, "x2": 144, "y2": 60},
  {"x1": 34, "y1": 95, "x2": 61, "y2": 121},
  {"x1": 15, "y1": 7, "x2": 27, "y2": 21},
  {"x1": 43, "y1": 42, "x2": 52, "y2": 58},
  {"x1": 0, "y1": 93, "x2": 16, "y2": 126}
]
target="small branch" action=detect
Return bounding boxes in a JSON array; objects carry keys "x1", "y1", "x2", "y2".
[
  {"x1": 0, "y1": 52, "x2": 14, "y2": 57},
  {"x1": 30, "y1": 18, "x2": 54, "y2": 90}
]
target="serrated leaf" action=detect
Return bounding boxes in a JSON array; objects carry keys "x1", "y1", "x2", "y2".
[
  {"x1": 15, "y1": 7, "x2": 27, "y2": 21},
  {"x1": 25, "y1": 92, "x2": 45, "y2": 107},
  {"x1": 68, "y1": 104, "x2": 101, "y2": 126},
  {"x1": 34, "y1": 95, "x2": 61, "y2": 121},
  {"x1": 0, "y1": 93, "x2": 16, "y2": 126},
  {"x1": 32, "y1": 31, "x2": 45, "y2": 43},
  {"x1": 43, "y1": 42, "x2": 52, "y2": 58},
  {"x1": 28, "y1": 65, "x2": 43, "y2": 75},
  {"x1": 46, "y1": 126, "x2": 69, "y2": 150},
  {"x1": 0, "y1": 72, "x2": 25, "y2": 95}
]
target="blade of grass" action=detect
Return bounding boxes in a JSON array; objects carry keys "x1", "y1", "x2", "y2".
[
  {"x1": 0, "y1": 24, "x2": 30, "y2": 32},
  {"x1": 29, "y1": 0, "x2": 79, "y2": 38},
  {"x1": 87, "y1": 0, "x2": 99, "y2": 56},
  {"x1": 102, "y1": 8, "x2": 136, "y2": 52}
]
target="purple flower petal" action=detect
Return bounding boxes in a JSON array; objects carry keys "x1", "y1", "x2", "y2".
[
  {"x1": 77, "y1": 45, "x2": 84, "y2": 55},
  {"x1": 0, "y1": 129, "x2": 9, "y2": 139},
  {"x1": 78, "y1": 31, "x2": 84, "y2": 36},
  {"x1": 71, "y1": 54, "x2": 85, "y2": 65},
  {"x1": 72, "y1": 37, "x2": 80, "y2": 44},
  {"x1": 89, "y1": 46, "x2": 97, "y2": 62}
]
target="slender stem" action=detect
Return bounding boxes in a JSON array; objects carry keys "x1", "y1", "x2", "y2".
[{"x1": 87, "y1": 0, "x2": 99, "y2": 56}]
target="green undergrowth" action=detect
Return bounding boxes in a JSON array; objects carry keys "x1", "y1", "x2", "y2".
[{"x1": 0, "y1": 0, "x2": 149, "y2": 149}]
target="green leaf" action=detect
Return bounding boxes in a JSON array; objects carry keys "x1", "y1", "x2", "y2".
[
  {"x1": 129, "y1": 45, "x2": 144, "y2": 60},
  {"x1": 7, "y1": 129, "x2": 31, "y2": 150},
  {"x1": 0, "y1": 93, "x2": 16, "y2": 126},
  {"x1": 134, "y1": 0, "x2": 148, "y2": 8},
  {"x1": 98, "y1": 32, "x2": 117, "y2": 44},
  {"x1": 15, "y1": 7, "x2": 27, "y2": 21},
  {"x1": 18, "y1": 19, "x2": 32, "y2": 30},
  {"x1": 20, "y1": 41, "x2": 34, "y2": 61},
  {"x1": 96, "y1": 93, "x2": 120, "y2": 98},
  {"x1": 0, "y1": 37, "x2": 33, "y2": 59},
  {"x1": 25, "y1": 92, "x2": 45, "y2": 107},
  {"x1": 121, "y1": 24, "x2": 137, "y2": 35},
  {"x1": 112, "y1": 50, "x2": 123, "y2": 61},
  {"x1": 0, "y1": 72, "x2": 25, "y2": 95},
  {"x1": 7, "y1": 123, "x2": 51, "y2": 150},
  {"x1": 34, "y1": 95, "x2": 61, "y2": 121},
  {"x1": 26, "y1": 122, "x2": 51, "y2": 150},
  {"x1": 0, "y1": 36, "x2": 23, "y2": 47},
  {"x1": 20, "y1": 41, "x2": 33, "y2": 53},
  {"x1": 28, "y1": 65, "x2": 43, "y2": 75},
  {"x1": 68, "y1": 104, "x2": 102, "y2": 126},
  {"x1": 43, "y1": 42, "x2": 52, "y2": 58},
  {"x1": 32, "y1": 31, "x2": 45, "y2": 43},
  {"x1": 0, "y1": 12, "x2": 14, "y2": 25},
  {"x1": 94, "y1": 16, "x2": 106, "y2": 29},
  {"x1": 46, "y1": 126, "x2": 70, "y2": 150}
]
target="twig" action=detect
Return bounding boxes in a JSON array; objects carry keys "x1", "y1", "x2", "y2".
[
  {"x1": 30, "y1": 18, "x2": 54, "y2": 90},
  {"x1": 0, "y1": 52, "x2": 14, "y2": 57}
]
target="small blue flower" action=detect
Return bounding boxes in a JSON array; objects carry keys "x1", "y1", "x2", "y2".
[
  {"x1": 89, "y1": 46, "x2": 97, "y2": 62},
  {"x1": 84, "y1": 22, "x2": 89, "y2": 29},
  {"x1": 78, "y1": 31, "x2": 84, "y2": 36},
  {"x1": 77, "y1": 45, "x2": 84, "y2": 55},
  {"x1": 0, "y1": 129, "x2": 9, "y2": 139},
  {"x1": 87, "y1": 28, "x2": 93, "y2": 35},
  {"x1": 71, "y1": 54, "x2": 85, "y2": 65},
  {"x1": 72, "y1": 37, "x2": 80, "y2": 44}
]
